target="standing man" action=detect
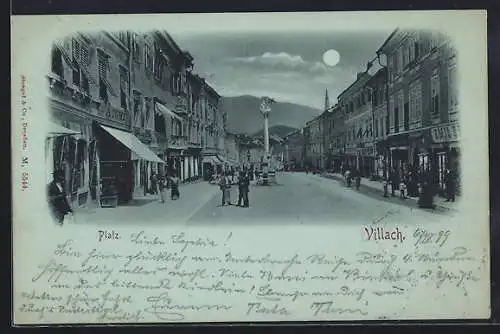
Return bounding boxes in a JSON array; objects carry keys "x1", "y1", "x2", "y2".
[
  {"x1": 237, "y1": 170, "x2": 250, "y2": 207},
  {"x1": 219, "y1": 171, "x2": 232, "y2": 206},
  {"x1": 47, "y1": 169, "x2": 73, "y2": 226},
  {"x1": 444, "y1": 168, "x2": 456, "y2": 202},
  {"x1": 157, "y1": 172, "x2": 166, "y2": 203}
]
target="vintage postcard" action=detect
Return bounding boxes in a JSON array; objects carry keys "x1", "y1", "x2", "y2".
[{"x1": 11, "y1": 11, "x2": 489, "y2": 324}]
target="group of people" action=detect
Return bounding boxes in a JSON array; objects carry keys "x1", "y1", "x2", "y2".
[
  {"x1": 149, "y1": 170, "x2": 181, "y2": 203},
  {"x1": 382, "y1": 167, "x2": 457, "y2": 207},
  {"x1": 341, "y1": 164, "x2": 458, "y2": 208},
  {"x1": 343, "y1": 167, "x2": 362, "y2": 190},
  {"x1": 218, "y1": 168, "x2": 251, "y2": 207}
]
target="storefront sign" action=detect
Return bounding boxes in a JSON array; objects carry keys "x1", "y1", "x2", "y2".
[
  {"x1": 431, "y1": 123, "x2": 459, "y2": 143},
  {"x1": 99, "y1": 104, "x2": 128, "y2": 125}
]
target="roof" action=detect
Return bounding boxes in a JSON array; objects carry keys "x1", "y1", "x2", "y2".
[
  {"x1": 337, "y1": 72, "x2": 372, "y2": 101},
  {"x1": 376, "y1": 28, "x2": 399, "y2": 55},
  {"x1": 204, "y1": 82, "x2": 220, "y2": 99}
]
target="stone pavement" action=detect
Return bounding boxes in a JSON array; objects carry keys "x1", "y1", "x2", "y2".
[
  {"x1": 320, "y1": 172, "x2": 459, "y2": 212},
  {"x1": 72, "y1": 180, "x2": 220, "y2": 224}
]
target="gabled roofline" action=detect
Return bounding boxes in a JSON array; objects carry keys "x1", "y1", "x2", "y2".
[{"x1": 376, "y1": 28, "x2": 399, "y2": 55}]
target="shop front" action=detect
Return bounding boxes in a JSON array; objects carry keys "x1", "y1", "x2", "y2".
[
  {"x1": 358, "y1": 144, "x2": 376, "y2": 178},
  {"x1": 94, "y1": 123, "x2": 164, "y2": 206},
  {"x1": 386, "y1": 133, "x2": 411, "y2": 186},
  {"x1": 46, "y1": 121, "x2": 86, "y2": 207},
  {"x1": 428, "y1": 122, "x2": 460, "y2": 196},
  {"x1": 202, "y1": 154, "x2": 222, "y2": 180},
  {"x1": 47, "y1": 104, "x2": 93, "y2": 209},
  {"x1": 184, "y1": 147, "x2": 203, "y2": 182}
]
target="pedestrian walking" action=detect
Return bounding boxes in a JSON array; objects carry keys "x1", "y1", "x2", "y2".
[
  {"x1": 150, "y1": 171, "x2": 158, "y2": 194},
  {"x1": 158, "y1": 173, "x2": 166, "y2": 203},
  {"x1": 390, "y1": 169, "x2": 398, "y2": 197},
  {"x1": 344, "y1": 168, "x2": 351, "y2": 187},
  {"x1": 354, "y1": 169, "x2": 361, "y2": 190},
  {"x1": 399, "y1": 179, "x2": 407, "y2": 200},
  {"x1": 47, "y1": 169, "x2": 74, "y2": 226},
  {"x1": 237, "y1": 170, "x2": 250, "y2": 207},
  {"x1": 444, "y1": 169, "x2": 456, "y2": 202},
  {"x1": 383, "y1": 177, "x2": 389, "y2": 197},
  {"x1": 169, "y1": 171, "x2": 180, "y2": 200},
  {"x1": 219, "y1": 171, "x2": 232, "y2": 206},
  {"x1": 418, "y1": 172, "x2": 436, "y2": 209}
]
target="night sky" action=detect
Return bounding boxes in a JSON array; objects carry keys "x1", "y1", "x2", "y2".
[{"x1": 171, "y1": 29, "x2": 394, "y2": 109}]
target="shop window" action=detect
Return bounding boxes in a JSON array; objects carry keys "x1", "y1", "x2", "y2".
[
  {"x1": 404, "y1": 102, "x2": 409, "y2": 131},
  {"x1": 437, "y1": 152, "x2": 447, "y2": 190},
  {"x1": 51, "y1": 46, "x2": 64, "y2": 77}
]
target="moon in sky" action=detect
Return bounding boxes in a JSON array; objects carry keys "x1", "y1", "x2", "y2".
[{"x1": 322, "y1": 49, "x2": 341, "y2": 67}]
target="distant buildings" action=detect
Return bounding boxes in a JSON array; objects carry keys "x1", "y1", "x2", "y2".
[
  {"x1": 46, "y1": 30, "x2": 229, "y2": 208},
  {"x1": 283, "y1": 28, "x2": 460, "y2": 196}
]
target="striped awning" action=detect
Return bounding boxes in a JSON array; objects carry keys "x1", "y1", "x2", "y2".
[
  {"x1": 47, "y1": 122, "x2": 82, "y2": 138},
  {"x1": 100, "y1": 125, "x2": 164, "y2": 164}
]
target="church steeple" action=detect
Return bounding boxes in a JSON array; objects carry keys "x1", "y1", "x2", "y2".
[{"x1": 324, "y1": 88, "x2": 330, "y2": 111}]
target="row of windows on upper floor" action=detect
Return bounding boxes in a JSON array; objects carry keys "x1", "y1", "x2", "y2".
[
  {"x1": 386, "y1": 31, "x2": 451, "y2": 83},
  {"x1": 50, "y1": 37, "x2": 219, "y2": 115}
]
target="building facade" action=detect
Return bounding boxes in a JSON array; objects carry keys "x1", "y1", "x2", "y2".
[
  {"x1": 224, "y1": 132, "x2": 241, "y2": 166},
  {"x1": 46, "y1": 30, "x2": 227, "y2": 208},
  {"x1": 377, "y1": 29, "x2": 459, "y2": 194},
  {"x1": 323, "y1": 104, "x2": 345, "y2": 172},
  {"x1": 47, "y1": 31, "x2": 164, "y2": 208},
  {"x1": 304, "y1": 115, "x2": 323, "y2": 169},
  {"x1": 338, "y1": 72, "x2": 375, "y2": 177},
  {"x1": 366, "y1": 67, "x2": 389, "y2": 179},
  {"x1": 201, "y1": 83, "x2": 227, "y2": 179},
  {"x1": 283, "y1": 129, "x2": 305, "y2": 170}
]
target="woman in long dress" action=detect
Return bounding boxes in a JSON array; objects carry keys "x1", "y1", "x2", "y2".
[{"x1": 170, "y1": 171, "x2": 180, "y2": 200}]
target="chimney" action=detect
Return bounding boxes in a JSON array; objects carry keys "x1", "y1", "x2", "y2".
[{"x1": 356, "y1": 72, "x2": 364, "y2": 80}]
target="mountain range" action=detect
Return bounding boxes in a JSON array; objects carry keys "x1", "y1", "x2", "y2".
[{"x1": 221, "y1": 95, "x2": 322, "y2": 136}]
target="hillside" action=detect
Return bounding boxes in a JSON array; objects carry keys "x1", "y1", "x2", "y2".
[
  {"x1": 252, "y1": 125, "x2": 298, "y2": 139},
  {"x1": 221, "y1": 95, "x2": 321, "y2": 135}
]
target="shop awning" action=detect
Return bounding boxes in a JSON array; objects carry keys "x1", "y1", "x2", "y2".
[
  {"x1": 155, "y1": 102, "x2": 183, "y2": 121},
  {"x1": 99, "y1": 125, "x2": 164, "y2": 164},
  {"x1": 47, "y1": 122, "x2": 82, "y2": 138}
]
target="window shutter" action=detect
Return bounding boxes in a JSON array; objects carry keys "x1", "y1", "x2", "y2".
[
  {"x1": 72, "y1": 39, "x2": 81, "y2": 61},
  {"x1": 98, "y1": 53, "x2": 107, "y2": 77},
  {"x1": 81, "y1": 44, "x2": 90, "y2": 65}
]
